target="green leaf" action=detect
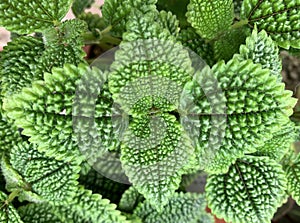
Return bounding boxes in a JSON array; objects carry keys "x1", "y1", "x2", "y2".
[
  {"x1": 0, "y1": 36, "x2": 45, "y2": 97},
  {"x1": 72, "y1": 0, "x2": 95, "y2": 16},
  {"x1": 237, "y1": 27, "x2": 282, "y2": 80},
  {"x1": 156, "y1": 11, "x2": 180, "y2": 37},
  {"x1": 213, "y1": 26, "x2": 250, "y2": 62},
  {"x1": 241, "y1": 0, "x2": 300, "y2": 49},
  {"x1": 233, "y1": 0, "x2": 244, "y2": 18},
  {"x1": 255, "y1": 120, "x2": 298, "y2": 161},
  {"x1": 206, "y1": 155, "x2": 287, "y2": 223},
  {"x1": 77, "y1": 13, "x2": 107, "y2": 38},
  {"x1": 284, "y1": 152, "x2": 300, "y2": 205},
  {"x1": 180, "y1": 57, "x2": 297, "y2": 174},
  {"x1": 178, "y1": 27, "x2": 215, "y2": 67},
  {"x1": 4, "y1": 142, "x2": 81, "y2": 202},
  {"x1": 0, "y1": 0, "x2": 73, "y2": 34},
  {"x1": 186, "y1": 0, "x2": 234, "y2": 40},
  {"x1": 119, "y1": 187, "x2": 144, "y2": 213},
  {"x1": 133, "y1": 192, "x2": 207, "y2": 223},
  {"x1": 120, "y1": 114, "x2": 196, "y2": 209},
  {"x1": 0, "y1": 191, "x2": 23, "y2": 223},
  {"x1": 102, "y1": 0, "x2": 157, "y2": 37}
]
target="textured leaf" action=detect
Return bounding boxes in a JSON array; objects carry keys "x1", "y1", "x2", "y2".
[
  {"x1": 233, "y1": 0, "x2": 244, "y2": 18},
  {"x1": 5, "y1": 142, "x2": 81, "y2": 202},
  {"x1": 241, "y1": 0, "x2": 300, "y2": 49},
  {"x1": 119, "y1": 187, "x2": 144, "y2": 213},
  {"x1": 102, "y1": 0, "x2": 157, "y2": 37},
  {"x1": 133, "y1": 192, "x2": 207, "y2": 223},
  {"x1": 78, "y1": 13, "x2": 107, "y2": 38},
  {"x1": 197, "y1": 213, "x2": 215, "y2": 223},
  {"x1": 180, "y1": 57, "x2": 297, "y2": 174},
  {"x1": 284, "y1": 152, "x2": 300, "y2": 205},
  {"x1": 213, "y1": 26, "x2": 250, "y2": 62},
  {"x1": 0, "y1": 0, "x2": 73, "y2": 34},
  {"x1": 120, "y1": 114, "x2": 196, "y2": 209},
  {"x1": 0, "y1": 36, "x2": 45, "y2": 97},
  {"x1": 255, "y1": 120, "x2": 298, "y2": 161},
  {"x1": 72, "y1": 0, "x2": 95, "y2": 16},
  {"x1": 0, "y1": 191, "x2": 23, "y2": 223},
  {"x1": 186, "y1": 0, "x2": 234, "y2": 40},
  {"x1": 178, "y1": 27, "x2": 215, "y2": 67},
  {"x1": 237, "y1": 27, "x2": 282, "y2": 80},
  {"x1": 156, "y1": 11, "x2": 180, "y2": 37},
  {"x1": 4, "y1": 64, "x2": 114, "y2": 162},
  {"x1": 55, "y1": 187, "x2": 129, "y2": 223},
  {"x1": 206, "y1": 156, "x2": 287, "y2": 223}
]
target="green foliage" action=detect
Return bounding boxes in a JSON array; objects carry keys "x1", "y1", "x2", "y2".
[
  {"x1": 72, "y1": 0, "x2": 95, "y2": 16},
  {"x1": 156, "y1": 11, "x2": 180, "y2": 37},
  {"x1": 0, "y1": 191, "x2": 23, "y2": 223},
  {"x1": 78, "y1": 13, "x2": 106, "y2": 38},
  {"x1": 121, "y1": 114, "x2": 196, "y2": 208},
  {"x1": 0, "y1": 0, "x2": 73, "y2": 34},
  {"x1": 237, "y1": 27, "x2": 283, "y2": 80},
  {"x1": 119, "y1": 187, "x2": 144, "y2": 213},
  {"x1": 206, "y1": 155, "x2": 287, "y2": 223},
  {"x1": 241, "y1": 0, "x2": 300, "y2": 49},
  {"x1": 181, "y1": 57, "x2": 296, "y2": 174},
  {"x1": 186, "y1": 0, "x2": 234, "y2": 40},
  {"x1": 133, "y1": 192, "x2": 208, "y2": 223}
]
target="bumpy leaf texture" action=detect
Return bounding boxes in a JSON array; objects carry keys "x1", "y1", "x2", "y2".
[
  {"x1": 101, "y1": 0, "x2": 157, "y2": 37},
  {"x1": 156, "y1": 10, "x2": 180, "y2": 37},
  {"x1": 119, "y1": 187, "x2": 144, "y2": 213},
  {"x1": 206, "y1": 155, "x2": 287, "y2": 223},
  {"x1": 237, "y1": 27, "x2": 282, "y2": 80},
  {"x1": 0, "y1": 0, "x2": 73, "y2": 34},
  {"x1": 180, "y1": 57, "x2": 296, "y2": 174},
  {"x1": 0, "y1": 36, "x2": 44, "y2": 97},
  {"x1": 72, "y1": 0, "x2": 95, "y2": 16},
  {"x1": 0, "y1": 191, "x2": 23, "y2": 223},
  {"x1": 121, "y1": 114, "x2": 196, "y2": 209},
  {"x1": 284, "y1": 152, "x2": 300, "y2": 205},
  {"x1": 186, "y1": 0, "x2": 234, "y2": 40},
  {"x1": 241, "y1": 0, "x2": 300, "y2": 49},
  {"x1": 5, "y1": 142, "x2": 80, "y2": 202},
  {"x1": 133, "y1": 192, "x2": 208, "y2": 223}
]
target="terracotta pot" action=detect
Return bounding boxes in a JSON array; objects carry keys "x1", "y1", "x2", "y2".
[{"x1": 206, "y1": 207, "x2": 227, "y2": 223}]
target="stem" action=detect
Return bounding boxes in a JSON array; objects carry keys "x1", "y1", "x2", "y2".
[
  {"x1": 231, "y1": 19, "x2": 249, "y2": 29},
  {"x1": 100, "y1": 25, "x2": 112, "y2": 36},
  {"x1": 7, "y1": 190, "x2": 20, "y2": 203}
]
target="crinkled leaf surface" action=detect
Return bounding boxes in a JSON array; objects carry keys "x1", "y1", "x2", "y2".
[
  {"x1": 156, "y1": 10, "x2": 180, "y2": 37},
  {"x1": 180, "y1": 57, "x2": 296, "y2": 174},
  {"x1": 0, "y1": 36, "x2": 44, "y2": 97},
  {"x1": 0, "y1": 191, "x2": 23, "y2": 223},
  {"x1": 6, "y1": 142, "x2": 81, "y2": 202},
  {"x1": 102, "y1": 0, "x2": 157, "y2": 37},
  {"x1": 241, "y1": 0, "x2": 300, "y2": 49},
  {"x1": 237, "y1": 27, "x2": 282, "y2": 80},
  {"x1": 133, "y1": 192, "x2": 207, "y2": 223},
  {"x1": 119, "y1": 187, "x2": 144, "y2": 213},
  {"x1": 0, "y1": 0, "x2": 73, "y2": 34},
  {"x1": 206, "y1": 155, "x2": 287, "y2": 223},
  {"x1": 120, "y1": 114, "x2": 196, "y2": 209},
  {"x1": 186, "y1": 0, "x2": 234, "y2": 40}
]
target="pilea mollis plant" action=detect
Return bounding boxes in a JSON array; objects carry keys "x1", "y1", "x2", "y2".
[{"x1": 0, "y1": 0, "x2": 300, "y2": 222}]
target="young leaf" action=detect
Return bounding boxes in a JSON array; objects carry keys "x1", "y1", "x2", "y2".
[
  {"x1": 119, "y1": 187, "x2": 144, "y2": 213},
  {"x1": 72, "y1": 0, "x2": 95, "y2": 16},
  {"x1": 206, "y1": 155, "x2": 287, "y2": 223},
  {"x1": 241, "y1": 0, "x2": 300, "y2": 49},
  {"x1": 186, "y1": 0, "x2": 234, "y2": 40},
  {"x1": 180, "y1": 57, "x2": 297, "y2": 174},
  {"x1": 101, "y1": 0, "x2": 157, "y2": 37},
  {"x1": 5, "y1": 142, "x2": 81, "y2": 202},
  {"x1": 284, "y1": 152, "x2": 300, "y2": 205},
  {"x1": 133, "y1": 192, "x2": 207, "y2": 223},
  {"x1": 237, "y1": 27, "x2": 283, "y2": 80},
  {"x1": 0, "y1": 0, "x2": 73, "y2": 34},
  {"x1": 0, "y1": 36, "x2": 44, "y2": 97},
  {"x1": 120, "y1": 114, "x2": 196, "y2": 209},
  {"x1": 0, "y1": 191, "x2": 23, "y2": 223}
]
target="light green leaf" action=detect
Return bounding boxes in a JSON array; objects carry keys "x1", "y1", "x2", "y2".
[
  {"x1": 119, "y1": 187, "x2": 144, "y2": 213},
  {"x1": 0, "y1": 191, "x2": 23, "y2": 223},
  {"x1": 133, "y1": 192, "x2": 207, "y2": 223},
  {"x1": 156, "y1": 11, "x2": 180, "y2": 37},
  {"x1": 206, "y1": 155, "x2": 287, "y2": 223},
  {"x1": 78, "y1": 13, "x2": 107, "y2": 38},
  {"x1": 101, "y1": 0, "x2": 157, "y2": 37},
  {"x1": 72, "y1": 0, "x2": 95, "y2": 16},
  {"x1": 0, "y1": 0, "x2": 73, "y2": 34},
  {"x1": 120, "y1": 114, "x2": 196, "y2": 209},
  {"x1": 186, "y1": 0, "x2": 234, "y2": 40},
  {"x1": 233, "y1": 0, "x2": 244, "y2": 18},
  {"x1": 180, "y1": 57, "x2": 297, "y2": 174},
  {"x1": 0, "y1": 36, "x2": 44, "y2": 97},
  {"x1": 241, "y1": 0, "x2": 300, "y2": 49},
  {"x1": 4, "y1": 142, "x2": 81, "y2": 202},
  {"x1": 284, "y1": 152, "x2": 300, "y2": 205},
  {"x1": 237, "y1": 27, "x2": 282, "y2": 80}
]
